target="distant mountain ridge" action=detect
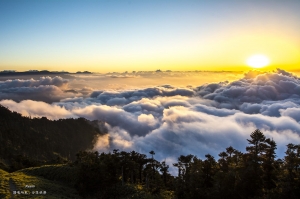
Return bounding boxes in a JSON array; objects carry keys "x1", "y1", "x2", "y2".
[{"x1": 0, "y1": 70, "x2": 92, "y2": 75}]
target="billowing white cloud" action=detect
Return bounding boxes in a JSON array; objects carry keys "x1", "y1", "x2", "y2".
[
  {"x1": 0, "y1": 76, "x2": 68, "y2": 89},
  {"x1": 0, "y1": 76, "x2": 93, "y2": 103},
  {"x1": 0, "y1": 99, "x2": 75, "y2": 120},
  {"x1": 196, "y1": 69, "x2": 300, "y2": 106},
  {"x1": 138, "y1": 114, "x2": 158, "y2": 127},
  {"x1": 89, "y1": 86, "x2": 195, "y2": 106},
  {"x1": 280, "y1": 107, "x2": 300, "y2": 122}
]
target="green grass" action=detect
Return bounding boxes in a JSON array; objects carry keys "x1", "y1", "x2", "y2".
[
  {"x1": 0, "y1": 165, "x2": 82, "y2": 199},
  {"x1": 20, "y1": 164, "x2": 78, "y2": 186},
  {"x1": 0, "y1": 169, "x2": 10, "y2": 199}
]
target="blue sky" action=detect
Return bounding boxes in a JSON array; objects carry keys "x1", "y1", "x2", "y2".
[{"x1": 1, "y1": 0, "x2": 300, "y2": 72}]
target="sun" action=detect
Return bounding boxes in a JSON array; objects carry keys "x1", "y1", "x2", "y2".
[{"x1": 246, "y1": 54, "x2": 270, "y2": 68}]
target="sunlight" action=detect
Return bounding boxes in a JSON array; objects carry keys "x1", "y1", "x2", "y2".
[{"x1": 246, "y1": 54, "x2": 270, "y2": 68}]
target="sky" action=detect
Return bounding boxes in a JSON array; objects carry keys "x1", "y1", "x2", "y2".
[{"x1": 0, "y1": 0, "x2": 300, "y2": 72}]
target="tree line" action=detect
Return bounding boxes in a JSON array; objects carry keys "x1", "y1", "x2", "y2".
[{"x1": 74, "y1": 129, "x2": 300, "y2": 199}]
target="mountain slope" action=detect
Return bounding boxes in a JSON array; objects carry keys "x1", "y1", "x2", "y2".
[{"x1": 0, "y1": 104, "x2": 103, "y2": 171}]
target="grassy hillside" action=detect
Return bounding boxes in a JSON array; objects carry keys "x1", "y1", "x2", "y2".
[
  {"x1": 0, "y1": 169, "x2": 10, "y2": 199},
  {"x1": 0, "y1": 164, "x2": 173, "y2": 199},
  {"x1": 0, "y1": 166, "x2": 82, "y2": 199},
  {"x1": 20, "y1": 164, "x2": 78, "y2": 187}
]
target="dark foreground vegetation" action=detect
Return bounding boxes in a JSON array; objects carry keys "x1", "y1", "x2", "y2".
[
  {"x1": 72, "y1": 130, "x2": 300, "y2": 199},
  {"x1": 1, "y1": 105, "x2": 300, "y2": 198}
]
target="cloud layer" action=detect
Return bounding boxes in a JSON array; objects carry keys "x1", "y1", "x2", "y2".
[{"x1": 1, "y1": 69, "x2": 300, "y2": 173}]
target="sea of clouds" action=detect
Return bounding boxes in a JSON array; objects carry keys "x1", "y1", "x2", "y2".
[{"x1": 1, "y1": 69, "x2": 300, "y2": 172}]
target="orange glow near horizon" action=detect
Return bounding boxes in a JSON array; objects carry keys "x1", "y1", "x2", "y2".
[
  {"x1": 1, "y1": 26, "x2": 299, "y2": 73},
  {"x1": 2, "y1": 32, "x2": 298, "y2": 73}
]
